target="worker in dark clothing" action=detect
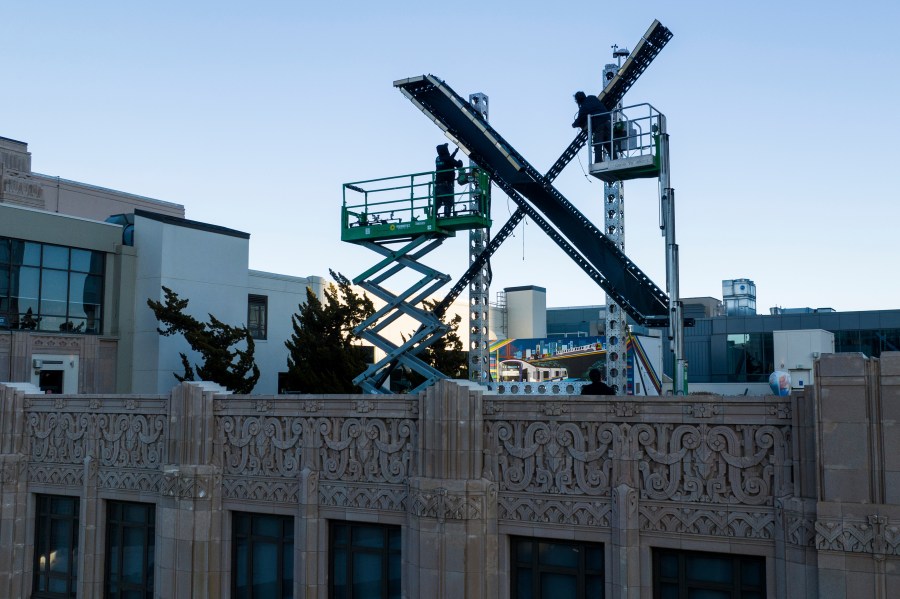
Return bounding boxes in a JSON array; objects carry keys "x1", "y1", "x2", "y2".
[
  {"x1": 435, "y1": 143, "x2": 463, "y2": 217},
  {"x1": 572, "y1": 91, "x2": 611, "y2": 162},
  {"x1": 581, "y1": 367, "x2": 616, "y2": 395}
]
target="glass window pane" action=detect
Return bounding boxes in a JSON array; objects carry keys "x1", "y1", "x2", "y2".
[
  {"x1": 251, "y1": 541, "x2": 278, "y2": 596},
  {"x1": 659, "y1": 553, "x2": 678, "y2": 579},
  {"x1": 516, "y1": 568, "x2": 534, "y2": 599},
  {"x1": 586, "y1": 575, "x2": 603, "y2": 597},
  {"x1": 586, "y1": 546, "x2": 603, "y2": 571},
  {"x1": 352, "y1": 552, "x2": 383, "y2": 597},
  {"x1": 70, "y1": 249, "x2": 93, "y2": 273},
  {"x1": 22, "y1": 242, "x2": 41, "y2": 266},
  {"x1": 741, "y1": 560, "x2": 763, "y2": 586},
  {"x1": 122, "y1": 527, "x2": 145, "y2": 583},
  {"x1": 41, "y1": 270, "x2": 68, "y2": 317},
  {"x1": 541, "y1": 572, "x2": 577, "y2": 598},
  {"x1": 332, "y1": 548, "x2": 347, "y2": 586},
  {"x1": 352, "y1": 526, "x2": 385, "y2": 549},
  {"x1": 0, "y1": 239, "x2": 9, "y2": 264},
  {"x1": 686, "y1": 555, "x2": 732, "y2": 585},
  {"x1": 687, "y1": 590, "x2": 730, "y2": 599},
  {"x1": 333, "y1": 524, "x2": 348, "y2": 547},
  {"x1": 253, "y1": 515, "x2": 282, "y2": 538},
  {"x1": 43, "y1": 245, "x2": 69, "y2": 270},
  {"x1": 516, "y1": 540, "x2": 533, "y2": 563},
  {"x1": 539, "y1": 542, "x2": 580, "y2": 569},
  {"x1": 659, "y1": 583, "x2": 679, "y2": 599}
]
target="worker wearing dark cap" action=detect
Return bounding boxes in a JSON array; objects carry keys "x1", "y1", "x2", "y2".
[{"x1": 435, "y1": 143, "x2": 463, "y2": 217}]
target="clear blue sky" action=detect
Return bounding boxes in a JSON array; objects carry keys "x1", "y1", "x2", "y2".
[{"x1": 6, "y1": 1, "x2": 899, "y2": 313}]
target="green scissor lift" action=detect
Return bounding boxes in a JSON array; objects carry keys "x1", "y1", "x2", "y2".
[{"x1": 341, "y1": 167, "x2": 491, "y2": 393}]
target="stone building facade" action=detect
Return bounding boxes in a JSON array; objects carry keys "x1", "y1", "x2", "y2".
[{"x1": 0, "y1": 352, "x2": 897, "y2": 597}]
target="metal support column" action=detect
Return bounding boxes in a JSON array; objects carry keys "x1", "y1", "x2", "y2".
[
  {"x1": 602, "y1": 60, "x2": 628, "y2": 395},
  {"x1": 657, "y1": 122, "x2": 686, "y2": 394},
  {"x1": 604, "y1": 180, "x2": 628, "y2": 394},
  {"x1": 468, "y1": 92, "x2": 491, "y2": 384}
]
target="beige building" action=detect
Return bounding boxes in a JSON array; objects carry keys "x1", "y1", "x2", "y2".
[
  {"x1": 0, "y1": 352, "x2": 896, "y2": 597},
  {"x1": 1, "y1": 136, "x2": 324, "y2": 395}
]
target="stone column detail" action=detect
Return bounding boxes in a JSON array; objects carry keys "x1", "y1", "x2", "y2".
[{"x1": 406, "y1": 380, "x2": 498, "y2": 599}]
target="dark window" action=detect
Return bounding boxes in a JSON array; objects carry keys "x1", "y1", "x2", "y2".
[
  {"x1": 330, "y1": 521, "x2": 400, "y2": 599},
  {"x1": 723, "y1": 333, "x2": 772, "y2": 383},
  {"x1": 248, "y1": 295, "x2": 268, "y2": 340},
  {"x1": 0, "y1": 237, "x2": 104, "y2": 334},
  {"x1": 511, "y1": 536, "x2": 604, "y2": 599},
  {"x1": 33, "y1": 494, "x2": 80, "y2": 598},
  {"x1": 232, "y1": 511, "x2": 294, "y2": 599},
  {"x1": 105, "y1": 501, "x2": 155, "y2": 599},
  {"x1": 653, "y1": 548, "x2": 765, "y2": 599}
]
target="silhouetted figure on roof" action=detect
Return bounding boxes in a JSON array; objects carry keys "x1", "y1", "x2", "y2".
[
  {"x1": 581, "y1": 367, "x2": 616, "y2": 395},
  {"x1": 572, "y1": 91, "x2": 611, "y2": 162},
  {"x1": 435, "y1": 143, "x2": 463, "y2": 218}
]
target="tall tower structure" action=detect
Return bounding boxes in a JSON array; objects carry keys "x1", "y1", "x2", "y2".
[
  {"x1": 602, "y1": 58, "x2": 628, "y2": 394},
  {"x1": 468, "y1": 93, "x2": 491, "y2": 384}
]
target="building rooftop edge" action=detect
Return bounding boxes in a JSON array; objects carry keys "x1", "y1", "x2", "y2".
[{"x1": 134, "y1": 209, "x2": 250, "y2": 240}]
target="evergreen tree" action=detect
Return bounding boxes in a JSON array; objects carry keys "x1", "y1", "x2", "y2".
[
  {"x1": 283, "y1": 270, "x2": 375, "y2": 393},
  {"x1": 147, "y1": 286, "x2": 260, "y2": 393},
  {"x1": 404, "y1": 300, "x2": 468, "y2": 387}
]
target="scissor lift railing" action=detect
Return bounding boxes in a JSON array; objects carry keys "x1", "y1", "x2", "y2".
[
  {"x1": 342, "y1": 167, "x2": 491, "y2": 243},
  {"x1": 588, "y1": 103, "x2": 664, "y2": 183},
  {"x1": 342, "y1": 168, "x2": 491, "y2": 393}
]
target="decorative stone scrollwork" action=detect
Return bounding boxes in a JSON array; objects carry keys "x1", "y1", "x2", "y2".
[
  {"x1": 410, "y1": 487, "x2": 482, "y2": 521},
  {"x1": 27, "y1": 411, "x2": 90, "y2": 464},
  {"x1": 98, "y1": 469, "x2": 161, "y2": 493},
  {"x1": 27, "y1": 464, "x2": 83, "y2": 486},
  {"x1": 319, "y1": 482, "x2": 407, "y2": 512},
  {"x1": 219, "y1": 415, "x2": 303, "y2": 477},
  {"x1": 223, "y1": 477, "x2": 299, "y2": 503},
  {"x1": 814, "y1": 515, "x2": 900, "y2": 556},
  {"x1": 498, "y1": 494, "x2": 611, "y2": 527},
  {"x1": 97, "y1": 413, "x2": 166, "y2": 468},
  {"x1": 640, "y1": 503, "x2": 775, "y2": 539},
  {"x1": 316, "y1": 417, "x2": 415, "y2": 484},
  {"x1": 634, "y1": 423, "x2": 790, "y2": 505},
  {"x1": 486, "y1": 420, "x2": 618, "y2": 496}
]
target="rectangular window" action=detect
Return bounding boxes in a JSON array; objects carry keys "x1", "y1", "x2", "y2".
[
  {"x1": 330, "y1": 521, "x2": 400, "y2": 599},
  {"x1": 232, "y1": 511, "x2": 294, "y2": 599},
  {"x1": 248, "y1": 295, "x2": 268, "y2": 340},
  {"x1": 0, "y1": 236, "x2": 104, "y2": 334},
  {"x1": 33, "y1": 494, "x2": 80, "y2": 598},
  {"x1": 510, "y1": 536, "x2": 604, "y2": 599},
  {"x1": 105, "y1": 501, "x2": 155, "y2": 599},
  {"x1": 653, "y1": 548, "x2": 765, "y2": 599}
]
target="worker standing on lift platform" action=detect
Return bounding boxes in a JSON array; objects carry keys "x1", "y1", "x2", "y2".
[
  {"x1": 435, "y1": 143, "x2": 463, "y2": 217},
  {"x1": 572, "y1": 91, "x2": 610, "y2": 162}
]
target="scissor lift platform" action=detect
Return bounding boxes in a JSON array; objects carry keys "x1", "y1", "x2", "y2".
[{"x1": 342, "y1": 168, "x2": 491, "y2": 244}]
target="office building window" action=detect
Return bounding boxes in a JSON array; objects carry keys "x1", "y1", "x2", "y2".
[
  {"x1": 724, "y1": 333, "x2": 772, "y2": 383},
  {"x1": 653, "y1": 548, "x2": 765, "y2": 599},
  {"x1": 232, "y1": 511, "x2": 294, "y2": 599},
  {"x1": 0, "y1": 237, "x2": 104, "y2": 334},
  {"x1": 105, "y1": 501, "x2": 155, "y2": 599},
  {"x1": 33, "y1": 494, "x2": 80, "y2": 598},
  {"x1": 330, "y1": 521, "x2": 400, "y2": 599},
  {"x1": 248, "y1": 295, "x2": 268, "y2": 340},
  {"x1": 510, "y1": 536, "x2": 604, "y2": 598}
]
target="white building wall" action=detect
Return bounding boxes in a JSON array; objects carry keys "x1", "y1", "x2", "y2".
[
  {"x1": 505, "y1": 286, "x2": 547, "y2": 338},
  {"x1": 132, "y1": 214, "x2": 250, "y2": 393},
  {"x1": 247, "y1": 270, "x2": 326, "y2": 394}
]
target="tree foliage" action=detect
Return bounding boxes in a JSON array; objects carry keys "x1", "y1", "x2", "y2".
[
  {"x1": 283, "y1": 270, "x2": 375, "y2": 393},
  {"x1": 421, "y1": 300, "x2": 468, "y2": 379},
  {"x1": 398, "y1": 300, "x2": 469, "y2": 391},
  {"x1": 147, "y1": 286, "x2": 260, "y2": 394}
]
